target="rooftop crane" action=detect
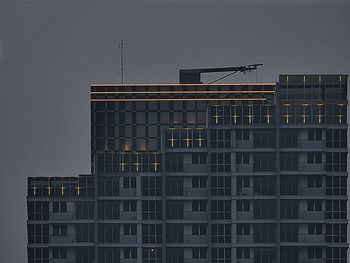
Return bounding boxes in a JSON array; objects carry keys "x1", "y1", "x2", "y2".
[{"x1": 179, "y1": 64, "x2": 263, "y2": 84}]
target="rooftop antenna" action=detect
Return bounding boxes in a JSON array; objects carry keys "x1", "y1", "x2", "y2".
[{"x1": 120, "y1": 39, "x2": 124, "y2": 84}]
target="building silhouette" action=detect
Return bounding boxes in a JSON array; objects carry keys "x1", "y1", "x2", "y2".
[{"x1": 27, "y1": 72, "x2": 348, "y2": 263}]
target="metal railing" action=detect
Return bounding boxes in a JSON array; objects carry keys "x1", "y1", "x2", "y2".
[
  {"x1": 299, "y1": 211, "x2": 325, "y2": 220},
  {"x1": 298, "y1": 259, "x2": 325, "y2": 263},
  {"x1": 184, "y1": 235, "x2": 208, "y2": 244},
  {"x1": 184, "y1": 187, "x2": 208, "y2": 197},
  {"x1": 298, "y1": 234, "x2": 325, "y2": 243},
  {"x1": 49, "y1": 212, "x2": 75, "y2": 220},
  {"x1": 49, "y1": 234, "x2": 76, "y2": 243},
  {"x1": 50, "y1": 259, "x2": 75, "y2": 263},
  {"x1": 236, "y1": 234, "x2": 254, "y2": 244},
  {"x1": 184, "y1": 211, "x2": 208, "y2": 220}
]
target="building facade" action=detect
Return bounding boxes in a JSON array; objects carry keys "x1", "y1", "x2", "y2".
[{"x1": 27, "y1": 74, "x2": 348, "y2": 263}]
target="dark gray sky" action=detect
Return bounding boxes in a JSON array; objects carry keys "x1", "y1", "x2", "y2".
[{"x1": 0, "y1": 0, "x2": 349, "y2": 261}]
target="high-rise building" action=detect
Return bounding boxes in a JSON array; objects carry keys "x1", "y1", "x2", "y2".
[{"x1": 27, "y1": 71, "x2": 348, "y2": 263}]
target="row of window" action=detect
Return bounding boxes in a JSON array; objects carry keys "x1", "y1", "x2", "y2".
[
  {"x1": 92, "y1": 126, "x2": 346, "y2": 152},
  {"x1": 210, "y1": 104, "x2": 347, "y2": 125},
  {"x1": 280, "y1": 104, "x2": 346, "y2": 124},
  {"x1": 28, "y1": 173, "x2": 346, "y2": 198},
  {"x1": 278, "y1": 200, "x2": 347, "y2": 220},
  {"x1": 279, "y1": 80, "x2": 346, "y2": 101},
  {"x1": 94, "y1": 137, "x2": 160, "y2": 151},
  {"x1": 93, "y1": 151, "x2": 346, "y2": 174},
  {"x1": 165, "y1": 128, "x2": 346, "y2": 149},
  {"x1": 94, "y1": 124, "x2": 161, "y2": 139},
  {"x1": 25, "y1": 201, "x2": 95, "y2": 221},
  {"x1": 96, "y1": 152, "x2": 162, "y2": 173},
  {"x1": 165, "y1": 128, "x2": 207, "y2": 148},
  {"x1": 27, "y1": 176, "x2": 94, "y2": 197},
  {"x1": 93, "y1": 110, "x2": 207, "y2": 126},
  {"x1": 91, "y1": 100, "x2": 208, "y2": 112},
  {"x1": 210, "y1": 105, "x2": 275, "y2": 125},
  {"x1": 270, "y1": 152, "x2": 347, "y2": 172},
  {"x1": 28, "y1": 246, "x2": 348, "y2": 263},
  {"x1": 35, "y1": 175, "x2": 343, "y2": 198},
  {"x1": 28, "y1": 221, "x2": 347, "y2": 244},
  {"x1": 280, "y1": 129, "x2": 346, "y2": 148},
  {"x1": 94, "y1": 126, "x2": 346, "y2": 149},
  {"x1": 28, "y1": 199, "x2": 347, "y2": 221}
]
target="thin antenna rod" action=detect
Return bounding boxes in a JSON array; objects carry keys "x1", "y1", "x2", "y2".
[{"x1": 120, "y1": 39, "x2": 124, "y2": 84}]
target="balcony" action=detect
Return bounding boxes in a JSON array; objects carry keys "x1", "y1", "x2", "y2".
[
  {"x1": 281, "y1": 162, "x2": 327, "y2": 173},
  {"x1": 299, "y1": 259, "x2": 325, "y2": 263},
  {"x1": 50, "y1": 212, "x2": 75, "y2": 220},
  {"x1": 120, "y1": 212, "x2": 137, "y2": 220},
  {"x1": 184, "y1": 211, "x2": 207, "y2": 220},
  {"x1": 184, "y1": 235, "x2": 208, "y2": 244},
  {"x1": 236, "y1": 259, "x2": 254, "y2": 263},
  {"x1": 299, "y1": 163, "x2": 325, "y2": 173},
  {"x1": 184, "y1": 188, "x2": 207, "y2": 198},
  {"x1": 299, "y1": 187, "x2": 325, "y2": 196},
  {"x1": 235, "y1": 140, "x2": 253, "y2": 149},
  {"x1": 184, "y1": 259, "x2": 208, "y2": 263},
  {"x1": 236, "y1": 164, "x2": 253, "y2": 173},
  {"x1": 298, "y1": 140, "x2": 326, "y2": 149},
  {"x1": 237, "y1": 188, "x2": 254, "y2": 196},
  {"x1": 299, "y1": 234, "x2": 325, "y2": 244},
  {"x1": 236, "y1": 234, "x2": 254, "y2": 244},
  {"x1": 50, "y1": 259, "x2": 74, "y2": 263},
  {"x1": 121, "y1": 259, "x2": 137, "y2": 263},
  {"x1": 236, "y1": 211, "x2": 253, "y2": 220},
  {"x1": 120, "y1": 235, "x2": 137, "y2": 244},
  {"x1": 119, "y1": 188, "x2": 137, "y2": 197},
  {"x1": 49, "y1": 235, "x2": 76, "y2": 243},
  {"x1": 184, "y1": 164, "x2": 208, "y2": 173},
  {"x1": 300, "y1": 211, "x2": 325, "y2": 220},
  {"x1": 280, "y1": 187, "x2": 325, "y2": 197},
  {"x1": 237, "y1": 188, "x2": 276, "y2": 197}
]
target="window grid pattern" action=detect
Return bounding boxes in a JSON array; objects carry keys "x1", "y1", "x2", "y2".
[
  {"x1": 28, "y1": 176, "x2": 94, "y2": 197},
  {"x1": 210, "y1": 105, "x2": 274, "y2": 125},
  {"x1": 211, "y1": 129, "x2": 230, "y2": 148},
  {"x1": 97, "y1": 152, "x2": 162, "y2": 173},
  {"x1": 166, "y1": 128, "x2": 207, "y2": 148},
  {"x1": 211, "y1": 153, "x2": 231, "y2": 172}
]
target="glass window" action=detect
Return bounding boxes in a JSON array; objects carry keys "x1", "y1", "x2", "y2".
[
  {"x1": 236, "y1": 129, "x2": 249, "y2": 140},
  {"x1": 124, "y1": 248, "x2": 137, "y2": 259},
  {"x1": 142, "y1": 224, "x2": 162, "y2": 243},
  {"x1": 123, "y1": 224, "x2": 137, "y2": 235},
  {"x1": 211, "y1": 153, "x2": 231, "y2": 172},
  {"x1": 192, "y1": 224, "x2": 207, "y2": 235},
  {"x1": 211, "y1": 176, "x2": 231, "y2": 196},
  {"x1": 211, "y1": 200, "x2": 231, "y2": 219},
  {"x1": 211, "y1": 224, "x2": 231, "y2": 243},
  {"x1": 192, "y1": 176, "x2": 207, "y2": 188},
  {"x1": 192, "y1": 247, "x2": 207, "y2": 259},
  {"x1": 142, "y1": 200, "x2": 162, "y2": 220}
]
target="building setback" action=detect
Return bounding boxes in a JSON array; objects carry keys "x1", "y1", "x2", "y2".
[{"x1": 27, "y1": 73, "x2": 348, "y2": 263}]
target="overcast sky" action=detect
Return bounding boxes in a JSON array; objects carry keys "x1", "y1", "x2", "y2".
[{"x1": 0, "y1": 0, "x2": 349, "y2": 261}]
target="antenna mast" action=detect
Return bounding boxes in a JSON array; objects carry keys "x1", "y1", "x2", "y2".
[{"x1": 120, "y1": 39, "x2": 124, "y2": 84}]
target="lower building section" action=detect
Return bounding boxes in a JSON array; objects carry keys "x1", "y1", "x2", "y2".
[{"x1": 27, "y1": 174, "x2": 348, "y2": 263}]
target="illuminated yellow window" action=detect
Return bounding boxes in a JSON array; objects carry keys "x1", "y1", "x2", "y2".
[
  {"x1": 232, "y1": 105, "x2": 238, "y2": 124},
  {"x1": 283, "y1": 104, "x2": 291, "y2": 124},
  {"x1": 212, "y1": 105, "x2": 222, "y2": 124}
]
